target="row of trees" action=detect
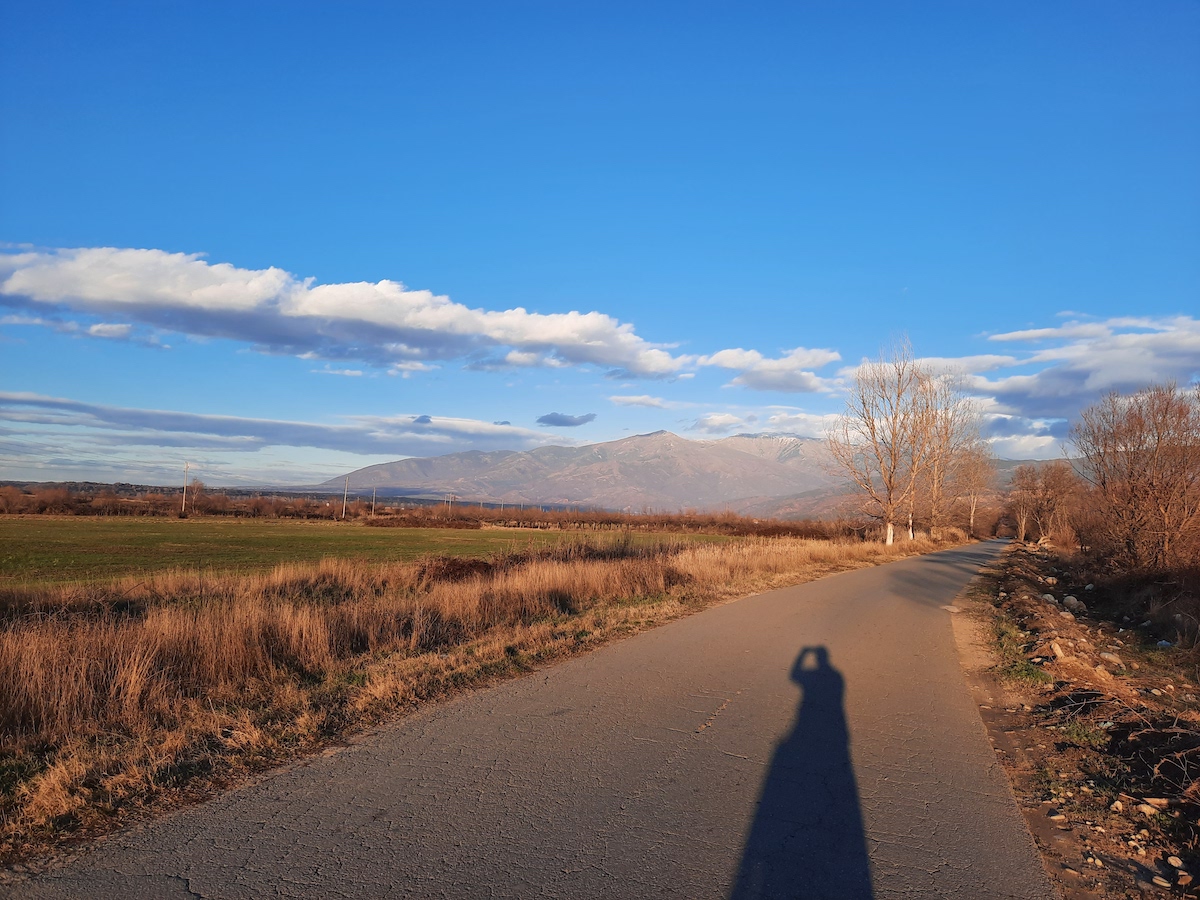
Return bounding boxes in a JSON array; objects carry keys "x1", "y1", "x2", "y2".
[
  {"x1": 1006, "y1": 461, "x2": 1076, "y2": 544},
  {"x1": 1003, "y1": 383, "x2": 1200, "y2": 573},
  {"x1": 0, "y1": 484, "x2": 353, "y2": 519},
  {"x1": 824, "y1": 336, "x2": 1199, "y2": 572},
  {"x1": 826, "y1": 340, "x2": 994, "y2": 543}
]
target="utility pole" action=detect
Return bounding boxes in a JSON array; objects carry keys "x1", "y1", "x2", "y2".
[
  {"x1": 341, "y1": 476, "x2": 349, "y2": 520},
  {"x1": 181, "y1": 461, "x2": 189, "y2": 515},
  {"x1": 371, "y1": 487, "x2": 376, "y2": 516}
]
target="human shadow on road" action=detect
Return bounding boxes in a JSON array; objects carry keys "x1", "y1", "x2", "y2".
[{"x1": 730, "y1": 646, "x2": 873, "y2": 900}]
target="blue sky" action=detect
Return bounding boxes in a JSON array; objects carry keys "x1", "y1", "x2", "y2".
[{"x1": 2, "y1": 1, "x2": 1198, "y2": 485}]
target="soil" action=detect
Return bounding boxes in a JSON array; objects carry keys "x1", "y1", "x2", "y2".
[{"x1": 954, "y1": 543, "x2": 1200, "y2": 898}]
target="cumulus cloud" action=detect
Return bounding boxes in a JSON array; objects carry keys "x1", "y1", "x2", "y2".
[
  {"x1": 698, "y1": 346, "x2": 841, "y2": 392},
  {"x1": 760, "y1": 410, "x2": 843, "y2": 439},
  {"x1": 975, "y1": 315, "x2": 1200, "y2": 418},
  {"x1": 312, "y1": 365, "x2": 363, "y2": 377},
  {"x1": 0, "y1": 392, "x2": 556, "y2": 457},
  {"x1": 86, "y1": 323, "x2": 133, "y2": 339},
  {"x1": 690, "y1": 413, "x2": 755, "y2": 435},
  {"x1": 536, "y1": 412, "x2": 596, "y2": 427},
  {"x1": 609, "y1": 394, "x2": 668, "y2": 408},
  {"x1": 0, "y1": 246, "x2": 689, "y2": 377}
]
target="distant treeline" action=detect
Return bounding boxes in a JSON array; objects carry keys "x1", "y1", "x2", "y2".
[
  {"x1": 0, "y1": 483, "x2": 351, "y2": 520},
  {"x1": 365, "y1": 504, "x2": 872, "y2": 539},
  {"x1": 0, "y1": 482, "x2": 870, "y2": 539}
]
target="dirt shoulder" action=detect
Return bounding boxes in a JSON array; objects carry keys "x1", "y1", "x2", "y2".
[{"x1": 952, "y1": 544, "x2": 1200, "y2": 898}]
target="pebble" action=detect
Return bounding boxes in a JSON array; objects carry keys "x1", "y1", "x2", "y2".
[
  {"x1": 1099, "y1": 651, "x2": 1124, "y2": 667},
  {"x1": 1051, "y1": 641, "x2": 1067, "y2": 659},
  {"x1": 1110, "y1": 800, "x2": 1123, "y2": 812},
  {"x1": 1042, "y1": 593, "x2": 1058, "y2": 604},
  {"x1": 1046, "y1": 576, "x2": 1058, "y2": 585},
  {"x1": 1137, "y1": 803, "x2": 1159, "y2": 817},
  {"x1": 1180, "y1": 873, "x2": 1194, "y2": 887},
  {"x1": 1168, "y1": 855, "x2": 1183, "y2": 868},
  {"x1": 1085, "y1": 583, "x2": 1095, "y2": 591},
  {"x1": 1157, "y1": 640, "x2": 1173, "y2": 648},
  {"x1": 1153, "y1": 875, "x2": 1172, "y2": 888},
  {"x1": 1060, "y1": 611, "x2": 1075, "y2": 621},
  {"x1": 1151, "y1": 688, "x2": 1163, "y2": 696}
]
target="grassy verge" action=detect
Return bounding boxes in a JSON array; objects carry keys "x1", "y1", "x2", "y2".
[{"x1": 0, "y1": 533, "x2": 954, "y2": 863}]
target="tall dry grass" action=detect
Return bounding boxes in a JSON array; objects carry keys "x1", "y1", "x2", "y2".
[{"x1": 0, "y1": 534, "x2": 948, "y2": 859}]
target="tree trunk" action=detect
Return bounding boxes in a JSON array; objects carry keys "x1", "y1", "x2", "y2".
[{"x1": 885, "y1": 521, "x2": 894, "y2": 545}]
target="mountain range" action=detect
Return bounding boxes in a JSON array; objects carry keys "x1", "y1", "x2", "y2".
[{"x1": 319, "y1": 431, "x2": 851, "y2": 517}]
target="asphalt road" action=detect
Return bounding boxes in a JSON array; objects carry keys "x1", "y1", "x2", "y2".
[{"x1": 11, "y1": 540, "x2": 1052, "y2": 899}]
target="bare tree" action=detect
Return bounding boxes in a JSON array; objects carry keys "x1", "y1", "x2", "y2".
[
  {"x1": 827, "y1": 339, "x2": 928, "y2": 545},
  {"x1": 1005, "y1": 461, "x2": 1078, "y2": 544},
  {"x1": 1007, "y1": 464, "x2": 1039, "y2": 542},
  {"x1": 953, "y1": 439, "x2": 995, "y2": 538},
  {"x1": 1034, "y1": 460, "x2": 1078, "y2": 540},
  {"x1": 189, "y1": 478, "x2": 205, "y2": 515},
  {"x1": 914, "y1": 372, "x2": 981, "y2": 538},
  {"x1": 1071, "y1": 383, "x2": 1200, "y2": 569}
]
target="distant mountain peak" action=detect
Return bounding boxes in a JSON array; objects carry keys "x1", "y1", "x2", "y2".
[{"x1": 318, "y1": 431, "x2": 843, "y2": 515}]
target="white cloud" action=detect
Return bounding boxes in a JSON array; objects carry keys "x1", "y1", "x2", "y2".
[
  {"x1": 0, "y1": 246, "x2": 690, "y2": 378},
  {"x1": 697, "y1": 346, "x2": 841, "y2": 392},
  {"x1": 0, "y1": 314, "x2": 50, "y2": 326},
  {"x1": 988, "y1": 323, "x2": 1112, "y2": 342},
  {"x1": 87, "y1": 323, "x2": 133, "y2": 339},
  {"x1": 973, "y1": 315, "x2": 1200, "y2": 417},
  {"x1": 761, "y1": 410, "x2": 842, "y2": 439},
  {"x1": 987, "y1": 434, "x2": 1063, "y2": 460},
  {"x1": 386, "y1": 361, "x2": 436, "y2": 378},
  {"x1": 312, "y1": 366, "x2": 363, "y2": 377},
  {"x1": 913, "y1": 354, "x2": 1018, "y2": 374},
  {"x1": 690, "y1": 412, "x2": 754, "y2": 434},
  {"x1": 0, "y1": 392, "x2": 560, "y2": 458},
  {"x1": 609, "y1": 394, "x2": 668, "y2": 408}
]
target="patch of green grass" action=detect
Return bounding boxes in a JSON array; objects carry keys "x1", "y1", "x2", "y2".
[
  {"x1": 0, "y1": 752, "x2": 49, "y2": 803},
  {"x1": 1059, "y1": 720, "x2": 1110, "y2": 750},
  {"x1": 1003, "y1": 658, "x2": 1053, "y2": 684},
  {"x1": 994, "y1": 616, "x2": 1053, "y2": 684},
  {"x1": 0, "y1": 517, "x2": 731, "y2": 586}
]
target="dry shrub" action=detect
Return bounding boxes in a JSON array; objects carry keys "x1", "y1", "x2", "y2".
[{"x1": 0, "y1": 533, "x2": 951, "y2": 854}]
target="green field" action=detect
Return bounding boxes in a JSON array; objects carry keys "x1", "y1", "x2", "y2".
[{"x1": 0, "y1": 517, "x2": 729, "y2": 585}]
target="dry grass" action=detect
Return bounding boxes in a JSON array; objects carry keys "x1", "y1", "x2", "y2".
[{"x1": 0, "y1": 533, "x2": 952, "y2": 861}]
